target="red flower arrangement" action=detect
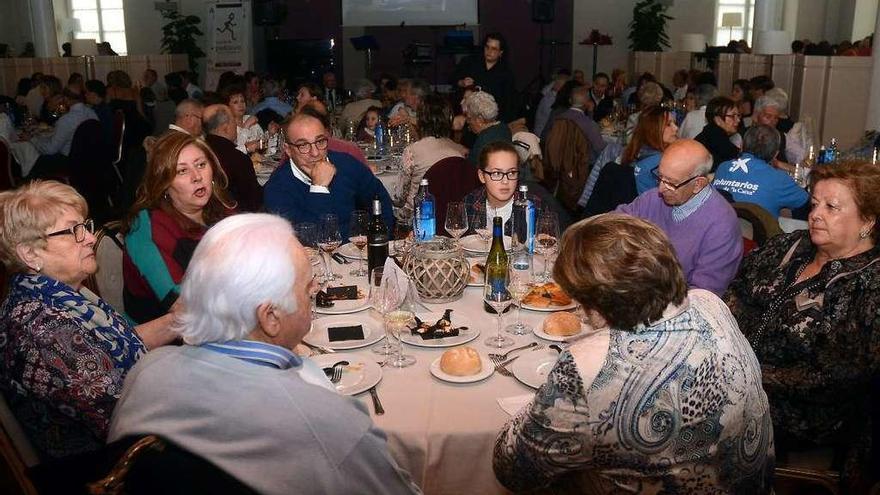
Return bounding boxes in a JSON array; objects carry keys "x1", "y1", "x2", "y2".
[{"x1": 581, "y1": 29, "x2": 613, "y2": 46}]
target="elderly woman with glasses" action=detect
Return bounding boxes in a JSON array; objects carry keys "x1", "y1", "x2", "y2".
[
  {"x1": 462, "y1": 141, "x2": 541, "y2": 235},
  {"x1": 695, "y1": 96, "x2": 742, "y2": 172},
  {"x1": 494, "y1": 213, "x2": 774, "y2": 493},
  {"x1": 726, "y1": 160, "x2": 880, "y2": 490},
  {"x1": 0, "y1": 181, "x2": 177, "y2": 460}
]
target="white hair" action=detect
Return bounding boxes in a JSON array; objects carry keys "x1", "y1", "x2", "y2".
[
  {"x1": 173, "y1": 213, "x2": 299, "y2": 345},
  {"x1": 754, "y1": 94, "x2": 783, "y2": 115},
  {"x1": 763, "y1": 87, "x2": 789, "y2": 112},
  {"x1": 354, "y1": 79, "x2": 376, "y2": 99},
  {"x1": 463, "y1": 91, "x2": 499, "y2": 121}
]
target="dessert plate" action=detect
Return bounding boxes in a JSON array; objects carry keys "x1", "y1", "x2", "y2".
[
  {"x1": 311, "y1": 353, "x2": 382, "y2": 396},
  {"x1": 305, "y1": 315, "x2": 385, "y2": 350},
  {"x1": 399, "y1": 312, "x2": 479, "y2": 348},
  {"x1": 315, "y1": 283, "x2": 370, "y2": 315},
  {"x1": 510, "y1": 349, "x2": 561, "y2": 389}
]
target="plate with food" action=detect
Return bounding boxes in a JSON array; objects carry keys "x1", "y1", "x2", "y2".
[
  {"x1": 311, "y1": 353, "x2": 382, "y2": 396},
  {"x1": 400, "y1": 310, "x2": 479, "y2": 348},
  {"x1": 467, "y1": 259, "x2": 486, "y2": 286},
  {"x1": 460, "y1": 234, "x2": 511, "y2": 254},
  {"x1": 521, "y1": 282, "x2": 576, "y2": 311},
  {"x1": 315, "y1": 284, "x2": 370, "y2": 314},
  {"x1": 305, "y1": 315, "x2": 385, "y2": 350},
  {"x1": 533, "y1": 311, "x2": 584, "y2": 342},
  {"x1": 337, "y1": 241, "x2": 366, "y2": 260},
  {"x1": 510, "y1": 348, "x2": 562, "y2": 389},
  {"x1": 430, "y1": 346, "x2": 494, "y2": 383}
]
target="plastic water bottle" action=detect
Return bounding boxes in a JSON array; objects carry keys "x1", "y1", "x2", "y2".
[
  {"x1": 374, "y1": 118, "x2": 386, "y2": 155},
  {"x1": 413, "y1": 179, "x2": 436, "y2": 242},
  {"x1": 511, "y1": 185, "x2": 536, "y2": 255}
]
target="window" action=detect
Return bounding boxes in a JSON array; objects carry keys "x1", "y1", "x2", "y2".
[
  {"x1": 715, "y1": 0, "x2": 755, "y2": 47},
  {"x1": 71, "y1": 0, "x2": 127, "y2": 55}
]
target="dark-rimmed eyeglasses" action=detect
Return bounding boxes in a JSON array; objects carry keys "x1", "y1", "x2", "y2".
[
  {"x1": 481, "y1": 169, "x2": 519, "y2": 181},
  {"x1": 650, "y1": 167, "x2": 702, "y2": 191},
  {"x1": 285, "y1": 137, "x2": 329, "y2": 154},
  {"x1": 46, "y1": 219, "x2": 95, "y2": 243},
  {"x1": 722, "y1": 112, "x2": 742, "y2": 121}
]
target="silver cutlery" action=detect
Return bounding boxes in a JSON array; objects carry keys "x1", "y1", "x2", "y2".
[
  {"x1": 549, "y1": 344, "x2": 565, "y2": 354},
  {"x1": 494, "y1": 355, "x2": 521, "y2": 377},
  {"x1": 303, "y1": 341, "x2": 335, "y2": 354},
  {"x1": 488, "y1": 342, "x2": 540, "y2": 365},
  {"x1": 331, "y1": 253, "x2": 351, "y2": 264},
  {"x1": 322, "y1": 360, "x2": 350, "y2": 383},
  {"x1": 368, "y1": 386, "x2": 385, "y2": 415}
]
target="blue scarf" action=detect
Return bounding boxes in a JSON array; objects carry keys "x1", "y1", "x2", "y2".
[{"x1": 9, "y1": 273, "x2": 146, "y2": 367}]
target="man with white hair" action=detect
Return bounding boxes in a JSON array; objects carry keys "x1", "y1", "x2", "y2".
[
  {"x1": 169, "y1": 98, "x2": 204, "y2": 136},
  {"x1": 340, "y1": 78, "x2": 381, "y2": 123},
  {"x1": 108, "y1": 213, "x2": 420, "y2": 495},
  {"x1": 463, "y1": 90, "x2": 512, "y2": 165},
  {"x1": 753, "y1": 90, "x2": 806, "y2": 168},
  {"x1": 617, "y1": 139, "x2": 742, "y2": 295}
]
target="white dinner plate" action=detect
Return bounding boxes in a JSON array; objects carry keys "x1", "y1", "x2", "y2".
[
  {"x1": 429, "y1": 352, "x2": 495, "y2": 383},
  {"x1": 400, "y1": 312, "x2": 479, "y2": 348},
  {"x1": 315, "y1": 283, "x2": 370, "y2": 315},
  {"x1": 337, "y1": 242, "x2": 366, "y2": 260},
  {"x1": 305, "y1": 315, "x2": 385, "y2": 350},
  {"x1": 460, "y1": 234, "x2": 511, "y2": 254},
  {"x1": 532, "y1": 319, "x2": 587, "y2": 342},
  {"x1": 510, "y1": 349, "x2": 562, "y2": 389},
  {"x1": 311, "y1": 353, "x2": 382, "y2": 396},
  {"x1": 521, "y1": 300, "x2": 578, "y2": 312}
]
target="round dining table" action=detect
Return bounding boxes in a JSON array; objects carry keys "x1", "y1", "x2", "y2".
[{"x1": 307, "y1": 250, "x2": 570, "y2": 495}]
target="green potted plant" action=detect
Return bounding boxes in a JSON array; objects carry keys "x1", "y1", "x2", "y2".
[
  {"x1": 628, "y1": 0, "x2": 674, "y2": 52},
  {"x1": 160, "y1": 9, "x2": 206, "y2": 75}
]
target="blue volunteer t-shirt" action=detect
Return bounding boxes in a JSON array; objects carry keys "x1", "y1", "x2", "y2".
[
  {"x1": 632, "y1": 148, "x2": 662, "y2": 194},
  {"x1": 712, "y1": 153, "x2": 809, "y2": 216}
]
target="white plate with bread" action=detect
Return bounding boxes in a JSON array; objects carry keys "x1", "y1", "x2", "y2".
[
  {"x1": 520, "y1": 282, "x2": 577, "y2": 312},
  {"x1": 429, "y1": 346, "x2": 494, "y2": 383},
  {"x1": 510, "y1": 349, "x2": 562, "y2": 389},
  {"x1": 311, "y1": 353, "x2": 382, "y2": 395},
  {"x1": 305, "y1": 315, "x2": 385, "y2": 350},
  {"x1": 533, "y1": 312, "x2": 584, "y2": 342},
  {"x1": 400, "y1": 312, "x2": 479, "y2": 348}
]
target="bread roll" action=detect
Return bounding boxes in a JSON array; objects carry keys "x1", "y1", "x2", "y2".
[
  {"x1": 440, "y1": 346, "x2": 482, "y2": 376},
  {"x1": 543, "y1": 312, "x2": 582, "y2": 336}
]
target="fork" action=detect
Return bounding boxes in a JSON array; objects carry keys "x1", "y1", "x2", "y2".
[
  {"x1": 322, "y1": 360, "x2": 349, "y2": 383},
  {"x1": 488, "y1": 342, "x2": 540, "y2": 365},
  {"x1": 494, "y1": 355, "x2": 521, "y2": 377}
]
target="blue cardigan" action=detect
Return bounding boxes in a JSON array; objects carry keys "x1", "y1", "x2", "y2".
[{"x1": 264, "y1": 151, "x2": 395, "y2": 238}]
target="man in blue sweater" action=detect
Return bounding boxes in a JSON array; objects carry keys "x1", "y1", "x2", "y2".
[{"x1": 264, "y1": 108, "x2": 394, "y2": 238}]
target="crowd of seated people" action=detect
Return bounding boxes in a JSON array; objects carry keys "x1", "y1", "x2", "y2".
[{"x1": 1, "y1": 43, "x2": 879, "y2": 494}]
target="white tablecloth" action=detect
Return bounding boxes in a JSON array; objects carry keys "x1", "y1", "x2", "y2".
[
  {"x1": 0, "y1": 114, "x2": 40, "y2": 177},
  {"x1": 313, "y1": 256, "x2": 561, "y2": 495}
]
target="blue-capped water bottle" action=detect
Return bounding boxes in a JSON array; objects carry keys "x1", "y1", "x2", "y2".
[
  {"x1": 374, "y1": 117, "x2": 386, "y2": 155},
  {"x1": 413, "y1": 179, "x2": 436, "y2": 242},
  {"x1": 511, "y1": 185, "x2": 536, "y2": 255}
]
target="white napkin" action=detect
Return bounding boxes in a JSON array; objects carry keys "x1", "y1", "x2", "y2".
[
  {"x1": 497, "y1": 394, "x2": 534, "y2": 416},
  {"x1": 381, "y1": 258, "x2": 429, "y2": 311},
  {"x1": 0, "y1": 114, "x2": 14, "y2": 141}
]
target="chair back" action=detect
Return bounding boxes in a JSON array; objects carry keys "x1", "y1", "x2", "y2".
[
  {"x1": 0, "y1": 137, "x2": 15, "y2": 191},
  {"x1": 111, "y1": 110, "x2": 125, "y2": 166},
  {"x1": 69, "y1": 119, "x2": 115, "y2": 223},
  {"x1": 774, "y1": 448, "x2": 841, "y2": 495},
  {"x1": 93, "y1": 221, "x2": 126, "y2": 314},
  {"x1": 542, "y1": 118, "x2": 592, "y2": 212},
  {"x1": 0, "y1": 392, "x2": 40, "y2": 494},
  {"x1": 732, "y1": 202, "x2": 783, "y2": 246},
  {"x1": 423, "y1": 156, "x2": 480, "y2": 232}
]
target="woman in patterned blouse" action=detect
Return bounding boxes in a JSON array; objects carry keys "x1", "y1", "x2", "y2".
[
  {"x1": 494, "y1": 213, "x2": 774, "y2": 493},
  {"x1": 726, "y1": 160, "x2": 880, "y2": 490},
  {"x1": 0, "y1": 181, "x2": 178, "y2": 459}
]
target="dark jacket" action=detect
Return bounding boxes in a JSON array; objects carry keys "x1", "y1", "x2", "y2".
[
  {"x1": 695, "y1": 121, "x2": 739, "y2": 172},
  {"x1": 205, "y1": 133, "x2": 262, "y2": 212}
]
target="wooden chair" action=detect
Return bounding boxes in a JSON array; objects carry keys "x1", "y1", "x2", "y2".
[
  {"x1": 92, "y1": 221, "x2": 126, "y2": 314},
  {"x1": 774, "y1": 447, "x2": 841, "y2": 495},
  {"x1": 69, "y1": 119, "x2": 115, "y2": 223},
  {"x1": 0, "y1": 137, "x2": 15, "y2": 191},
  {"x1": 732, "y1": 202, "x2": 783, "y2": 255},
  {"x1": 0, "y1": 394, "x2": 40, "y2": 495},
  {"x1": 110, "y1": 110, "x2": 125, "y2": 184},
  {"x1": 423, "y1": 156, "x2": 480, "y2": 233}
]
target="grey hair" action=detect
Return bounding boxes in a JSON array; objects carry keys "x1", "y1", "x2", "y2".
[
  {"x1": 409, "y1": 79, "x2": 431, "y2": 98},
  {"x1": 174, "y1": 98, "x2": 203, "y2": 119},
  {"x1": 753, "y1": 95, "x2": 783, "y2": 115},
  {"x1": 261, "y1": 79, "x2": 280, "y2": 98},
  {"x1": 173, "y1": 214, "x2": 300, "y2": 345},
  {"x1": 203, "y1": 106, "x2": 232, "y2": 134},
  {"x1": 638, "y1": 82, "x2": 663, "y2": 107},
  {"x1": 694, "y1": 149, "x2": 713, "y2": 176},
  {"x1": 354, "y1": 79, "x2": 376, "y2": 99},
  {"x1": 742, "y1": 124, "x2": 781, "y2": 162},
  {"x1": 762, "y1": 88, "x2": 789, "y2": 113},
  {"x1": 570, "y1": 85, "x2": 589, "y2": 108},
  {"x1": 696, "y1": 84, "x2": 719, "y2": 107},
  {"x1": 463, "y1": 91, "x2": 499, "y2": 121}
]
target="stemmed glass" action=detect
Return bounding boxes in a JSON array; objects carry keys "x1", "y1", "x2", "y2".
[
  {"x1": 318, "y1": 214, "x2": 343, "y2": 282},
  {"x1": 535, "y1": 211, "x2": 560, "y2": 283},
  {"x1": 484, "y1": 263, "x2": 514, "y2": 348},
  {"x1": 348, "y1": 210, "x2": 369, "y2": 277},
  {"x1": 445, "y1": 202, "x2": 469, "y2": 247},
  {"x1": 505, "y1": 250, "x2": 534, "y2": 335},
  {"x1": 294, "y1": 222, "x2": 322, "y2": 319},
  {"x1": 369, "y1": 267, "x2": 397, "y2": 357},
  {"x1": 385, "y1": 303, "x2": 416, "y2": 368},
  {"x1": 471, "y1": 203, "x2": 491, "y2": 251}
]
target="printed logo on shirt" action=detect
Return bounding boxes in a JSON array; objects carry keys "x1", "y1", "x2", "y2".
[
  {"x1": 730, "y1": 156, "x2": 750, "y2": 173},
  {"x1": 715, "y1": 178, "x2": 759, "y2": 196}
]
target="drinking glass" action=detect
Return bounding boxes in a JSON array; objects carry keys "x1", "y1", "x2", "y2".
[
  {"x1": 368, "y1": 267, "x2": 397, "y2": 358},
  {"x1": 505, "y1": 251, "x2": 534, "y2": 335},
  {"x1": 444, "y1": 202, "x2": 469, "y2": 247},
  {"x1": 294, "y1": 222, "x2": 321, "y2": 319},
  {"x1": 484, "y1": 265, "x2": 514, "y2": 348},
  {"x1": 348, "y1": 210, "x2": 369, "y2": 277},
  {"x1": 535, "y1": 211, "x2": 560, "y2": 283},
  {"x1": 385, "y1": 305, "x2": 416, "y2": 368},
  {"x1": 318, "y1": 214, "x2": 343, "y2": 282},
  {"x1": 471, "y1": 203, "x2": 491, "y2": 250}
]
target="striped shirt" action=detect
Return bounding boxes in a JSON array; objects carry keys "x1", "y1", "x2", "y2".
[{"x1": 202, "y1": 340, "x2": 302, "y2": 370}]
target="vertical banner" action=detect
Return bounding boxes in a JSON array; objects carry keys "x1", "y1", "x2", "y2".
[{"x1": 205, "y1": 1, "x2": 252, "y2": 92}]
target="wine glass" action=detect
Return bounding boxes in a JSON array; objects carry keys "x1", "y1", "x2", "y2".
[
  {"x1": 369, "y1": 267, "x2": 397, "y2": 357},
  {"x1": 535, "y1": 210, "x2": 560, "y2": 283},
  {"x1": 318, "y1": 214, "x2": 343, "y2": 282},
  {"x1": 445, "y1": 202, "x2": 469, "y2": 247},
  {"x1": 385, "y1": 304, "x2": 416, "y2": 368},
  {"x1": 471, "y1": 203, "x2": 491, "y2": 251},
  {"x1": 294, "y1": 222, "x2": 321, "y2": 319},
  {"x1": 505, "y1": 250, "x2": 534, "y2": 335},
  {"x1": 484, "y1": 262, "x2": 514, "y2": 348},
  {"x1": 348, "y1": 210, "x2": 369, "y2": 277}
]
